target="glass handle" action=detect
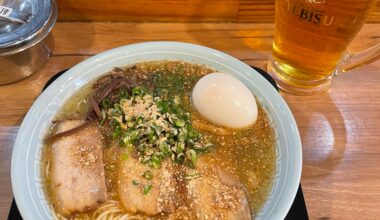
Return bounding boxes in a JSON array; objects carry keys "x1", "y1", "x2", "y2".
[{"x1": 337, "y1": 43, "x2": 380, "y2": 74}]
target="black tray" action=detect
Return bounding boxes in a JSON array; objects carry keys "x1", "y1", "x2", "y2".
[{"x1": 8, "y1": 67, "x2": 308, "y2": 220}]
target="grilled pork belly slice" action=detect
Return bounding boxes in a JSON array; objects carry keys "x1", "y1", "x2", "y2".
[
  {"x1": 50, "y1": 120, "x2": 107, "y2": 215},
  {"x1": 186, "y1": 158, "x2": 252, "y2": 220},
  {"x1": 117, "y1": 155, "x2": 176, "y2": 215}
]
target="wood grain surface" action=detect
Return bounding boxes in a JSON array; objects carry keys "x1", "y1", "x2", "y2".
[
  {"x1": 0, "y1": 22, "x2": 380, "y2": 219},
  {"x1": 57, "y1": 0, "x2": 380, "y2": 23}
]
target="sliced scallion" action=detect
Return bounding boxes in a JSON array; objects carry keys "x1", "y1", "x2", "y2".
[
  {"x1": 143, "y1": 184, "x2": 153, "y2": 195},
  {"x1": 142, "y1": 170, "x2": 154, "y2": 180},
  {"x1": 175, "y1": 153, "x2": 185, "y2": 164},
  {"x1": 177, "y1": 142, "x2": 185, "y2": 153},
  {"x1": 137, "y1": 144, "x2": 147, "y2": 153},
  {"x1": 175, "y1": 119, "x2": 185, "y2": 127},
  {"x1": 136, "y1": 115, "x2": 144, "y2": 124},
  {"x1": 100, "y1": 97, "x2": 111, "y2": 109},
  {"x1": 151, "y1": 161, "x2": 161, "y2": 169},
  {"x1": 121, "y1": 153, "x2": 129, "y2": 161},
  {"x1": 132, "y1": 87, "x2": 145, "y2": 96},
  {"x1": 118, "y1": 90, "x2": 128, "y2": 99},
  {"x1": 159, "y1": 141, "x2": 171, "y2": 156},
  {"x1": 186, "y1": 149, "x2": 197, "y2": 163}
]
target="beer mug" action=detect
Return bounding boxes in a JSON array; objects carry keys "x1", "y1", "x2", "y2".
[{"x1": 268, "y1": 0, "x2": 380, "y2": 95}]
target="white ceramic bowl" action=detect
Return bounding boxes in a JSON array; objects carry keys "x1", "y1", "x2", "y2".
[{"x1": 12, "y1": 42, "x2": 302, "y2": 220}]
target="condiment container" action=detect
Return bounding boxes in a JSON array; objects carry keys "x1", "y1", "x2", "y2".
[{"x1": 0, "y1": 0, "x2": 57, "y2": 85}]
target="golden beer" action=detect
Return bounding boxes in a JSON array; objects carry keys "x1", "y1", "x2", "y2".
[{"x1": 269, "y1": 0, "x2": 377, "y2": 94}]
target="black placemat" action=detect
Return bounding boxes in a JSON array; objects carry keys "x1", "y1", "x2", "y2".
[{"x1": 8, "y1": 67, "x2": 308, "y2": 220}]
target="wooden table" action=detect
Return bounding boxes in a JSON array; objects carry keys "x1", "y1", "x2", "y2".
[{"x1": 0, "y1": 22, "x2": 379, "y2": 219}]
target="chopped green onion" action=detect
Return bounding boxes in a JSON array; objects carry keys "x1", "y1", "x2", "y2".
[
  {"x1": 167, "y1": 137, "x2": 175, "y2": 145},
  {"x1": 151, "y1": 153, "x2": 162, "y2": 168},
  {"x1": 152, "y1": 153, "x2": 161, "y2": 163},
  {"x1": 126, "y1": 144, "x2": 134, "y2": 152},
  {"x1": 107, "y1": 85, "x2": 214, "y2": 170},
  {"x1": 203, "y1": 143, "x2": 215, "y2": 152},
  {"x1": 143, "y1": 184, "x2": 153, "y2": 195},
  {"x1": 177, "y1": 142, "x2": 185, "y2": 153},
  {"x1": 194, "y1": 143, "x2": 214, "y2": 153},
  {"x1": 136, "y1": 115, "x2": 144, "y2": 124},
  {"x1": 151, "y1": 160, "x2": 161, "y2": 169},
  {"x1": 132, "y1": 87, "x2": 145, "y2": 96},
  {"x1": 169, "y1": 128, "x2": 178, "y2": 136},
  {"x1": 177, "y1": 129, "x2": 187, "y2": 141},
  {"x1": 193, "y1": 143, "x2": 202, "y2": 150},
  {"x1": 106, "y1": 164, "x2": 116, "y2": 172},
  {"x1": 183, "y1": 112, "x2": 190, "y2": 120},
  {"x1": 114, "y1": 103, "x2": 123, "y2": 115},
  {"x1": 155, "y1": 151, "x2": 165, "y2": 159},
  {"x1": 118, "y1": 90, "x2": 128, "y2": 99},
  {"x1": 148, "y1": 134, "x2": 157, "y2": 144},
  {"x1": 120, "y1": 99, "x2": 127, "y2": 106},
  {"x1": 123, "y1": 130, "x2": 139, "y2": 145},
  {"x1": 159, "y1": 141, "x2": 172, "y2": 156},
  {"x1": 122, "y1": 135, "x2": 130, "y2": 145},
  {"x1": 129, "y1": 130, "x2": 140, "y2": 143},
  {"x1": 160, "y1": 88, "x2": 168, "y2": 96},
  {"x1": 118, "y1": 139, "x2": 125, "y2": 147},
  {"x1": 186, "y1": 149, "x2": 197, "y2": 168},
  {"x1": 186, "y1": 139, "x2": 195, "y2": 148},
  {"x1": 184, "y1": 173, "x2": 201, "y2": 180},
  {"x1": 137, "y1": 144, "x2": 147, "y2": 153},
  {"x1": 100, "y1": 97, "x2": 111, "y2": 109},
  {"x1": 186, "y1": 149, "x2": 197, "y2": 163},
  {"x1": 168, "y1": 115, "x2": 176, "y2": 125},
  {"x1": 132, "y1": 179, "x2": 139, "y2": 185},
  {"x1": 156, "y1": 100, "x2": 169, "y2": 113},
  {"x1": 127, "y1": 121, "x2": 134, "y2": 128},
  {"x1": 141, "y1": 156, "x2": 151, "y2": 164},
  {"x1": 113, "y1": 126, "x2": 122, "y2": 138},
  {"x1": 175, "y1": 153, "x2": 185, "y2": 164},
  {"x1": 187, "y1": 161, "x2": 196, "y2": 169},
  {"x1": 142, "y1": 170, "x2": 154, "y2": 180},
  {"x1": 187, "y1": 129, "x2": 199, "y2": 139},
  {"x1": 175, "y1": 119, "x2": 185, "y2": 127},
  {"x1": 150, "y1": 124, "x2": 161, "y2": 136},
  {"x1": 121, "y1": 153, "x2": 129, "y2": 161},
  {"x1": 147, "y1": 130, "x2": 155, "y2": 140},
  {"x1": 99, "y1": 112, "x2": 108, "y2": 125}
]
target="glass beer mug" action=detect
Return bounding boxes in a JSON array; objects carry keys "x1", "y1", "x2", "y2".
[{"x1": 268, "y1": 0, "x2": 380, "y2": 95}]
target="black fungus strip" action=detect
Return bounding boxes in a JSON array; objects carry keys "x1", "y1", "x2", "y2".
[
  {"x1": 89, "y1": 96, "x2": 102, "y2": 119},
  {"x1": 48, "y1": 119, "x2": 96, "y2": 142},
  {"x1": 95, "y1": 79, "x2": 124, "y2": 104}
]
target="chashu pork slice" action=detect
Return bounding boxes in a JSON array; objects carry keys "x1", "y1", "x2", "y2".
[
  {"x1": 50, "y1": 120, "x2": 107, "y2": 215},
  {"x1": 117, "y1": 154, "x2": 177, "y2": 216},
  {"x1": 186, "y1": 158, "x2": 252, "y2": 220}
]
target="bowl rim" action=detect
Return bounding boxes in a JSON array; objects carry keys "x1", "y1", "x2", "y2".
[{"x1": 11, "y1": 41, "x2": 302, "y2": 220}]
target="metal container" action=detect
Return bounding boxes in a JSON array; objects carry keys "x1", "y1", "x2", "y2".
[{"x1": 0, "y1": 0, "x2": 57, "y2": 85}]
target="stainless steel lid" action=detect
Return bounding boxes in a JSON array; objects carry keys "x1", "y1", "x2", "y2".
[{"x1": 0, "y1": 0, "x2": 56, "y2": 55}]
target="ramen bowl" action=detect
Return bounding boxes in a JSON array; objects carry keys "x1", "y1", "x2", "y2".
[{"x1": 11, "y1": 41, "x2": 302, "y2": 219}]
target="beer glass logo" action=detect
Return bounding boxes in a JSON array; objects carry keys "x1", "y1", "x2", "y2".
[{"x1": 289, "y1": 0, "x2": 334, "y2": 25}]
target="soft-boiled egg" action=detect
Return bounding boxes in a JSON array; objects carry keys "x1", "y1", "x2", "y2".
[{"x1": 192, "y1": 72, "x2": 258, "y2": 129}]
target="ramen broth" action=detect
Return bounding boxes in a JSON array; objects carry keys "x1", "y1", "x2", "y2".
[{"x1": 42, "y1": 61, "x2": 276, "y2": 219}]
